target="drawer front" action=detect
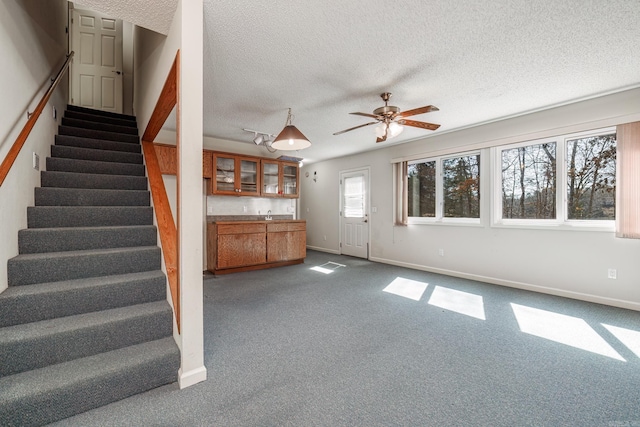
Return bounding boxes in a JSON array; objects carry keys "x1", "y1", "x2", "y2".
[
  {"x1": 217, "y1": 223, "x2": 266, "y2": 234},
  {"x1": 267, "y1": 222, "x2": 306, "y2": 233}
]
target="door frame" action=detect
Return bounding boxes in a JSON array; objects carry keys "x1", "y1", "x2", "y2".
[{"x1": 339, "y1": 166, "x2": 371, "y2": 259}]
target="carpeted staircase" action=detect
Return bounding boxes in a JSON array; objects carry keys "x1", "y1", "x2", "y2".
[{"x1": 0, "y1": 105, "x2": 180, "y2": 426}]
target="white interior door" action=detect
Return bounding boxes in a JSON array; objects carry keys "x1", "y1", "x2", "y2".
[
  {"x1": 340, "y1": 169, "x2": 369, "y2": 258},
  {"x1": 70, "y1": 8, "x2": 123, "y2": 113}
]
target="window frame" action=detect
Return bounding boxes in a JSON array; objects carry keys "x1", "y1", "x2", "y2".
[
  {"x1": 492, "y1": 127, "x2": 616, "y2": 231},
  {"x1": 407, "y1": 150, "x2": 482, "y2": 226}
]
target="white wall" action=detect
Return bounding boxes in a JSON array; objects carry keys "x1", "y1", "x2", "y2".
[
  {"x1": 300, "y1": 88, "x2": 640, "y2": 310},
  {"x1": 134, "y1": 0, "x2": 206, "y2": 389},
  {"x1": 0, "y1": 0, "x2": 69, "y2": 292}
]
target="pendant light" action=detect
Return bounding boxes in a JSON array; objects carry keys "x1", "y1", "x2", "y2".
[{"x1": 271, "y1": 108, "x2": 311, "y2": 151}]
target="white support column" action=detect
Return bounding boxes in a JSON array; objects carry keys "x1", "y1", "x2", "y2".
[{"x1": 177, "y1": 0, "x2": 206, "y2": 389}]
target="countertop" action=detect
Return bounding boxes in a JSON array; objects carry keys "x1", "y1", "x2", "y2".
[{"x1": 207, "y1": 215, "x2": 302, "y2": 223}]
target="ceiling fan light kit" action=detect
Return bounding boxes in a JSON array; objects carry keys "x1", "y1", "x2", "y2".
[
  {"x1": 272, "y1": 108, "x2": 312, "y2": 151},
  {"x1": 334, "y1": 92, "x2": 440, "y2": 143}
]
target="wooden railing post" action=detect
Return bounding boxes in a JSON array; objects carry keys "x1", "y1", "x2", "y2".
[{"x1": 141, "y1": 51, "x2": 181, "y2": 332}]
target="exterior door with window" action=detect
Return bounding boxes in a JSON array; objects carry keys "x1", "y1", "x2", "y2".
[
  {"x1": 70, "y1": 8, "x2": 123, "y2": 113},
  {"x1": 340, "y1": 169, "x2": 369, "y2": 258}
]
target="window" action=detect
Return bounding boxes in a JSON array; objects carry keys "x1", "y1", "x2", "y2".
[
  {"x1": 343, "y1": 175, "x2": 365, "y2": 218},
  {"x1": 495, "y1": 128, "x2": 616, "y2": 227},
  {"x1": 443, "y1": 154, "x2": 480, "y2": 218},
  {"x1": 407, "y1": 161, "x2": 436, "y2": 217},
  {"x1": 401, "y1": 151, "x2": 481, "y2": 224},
  {"x1": 566, "y1": 133, "x2": 616, "y2": 220},
  {"x1": 501, "y1": 142, "x2": 556, "y2": 219}
]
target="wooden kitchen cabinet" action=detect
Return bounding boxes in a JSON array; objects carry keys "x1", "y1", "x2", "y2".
[
  {"x1": 207, "y1": 220, "x2": 306, "y2": 274},
  {"x1": 211, "y1": 153, "x2": 261, "y2": 196},
  {"x1": 261, "y1": 160, "x2": 299, "y2": 198},
  {"x1": 211, "y1": 222, "x2": 266, "y2": 269},
  {"x1": 267, "y1": 222, "x2": 306, "y2": 262}
]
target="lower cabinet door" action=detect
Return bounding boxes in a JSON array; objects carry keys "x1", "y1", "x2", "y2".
[
  {"x1": 267, "y1": 230, "x2": 306, "y2": 262},
  {"x1": 217, "y1": 233, "x2": 266, "y2": 268}
]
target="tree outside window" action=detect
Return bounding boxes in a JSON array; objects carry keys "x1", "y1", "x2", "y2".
[
  {"x1": 443, "y1": 155, "x2": 480, "y2": 218},
  {"x1": 501, "y1": 142, "x2": 556, "y2": 219},
  {"x1": 407, "y1": 161, "x2": 436, "y2": 217},
  {"x1": 567, "y1": 134, "x2": 616, "y2": 220}
]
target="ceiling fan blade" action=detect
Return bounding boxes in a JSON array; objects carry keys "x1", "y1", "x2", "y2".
[
  {"x1": 398, "y1": 105, "x2": 439, "y2": 118},
  {"x1": 333, "y1": 121, "x2": 378, "y2": 136},
  {"x1": 350, "y1": 112, "x2": 381, "y2": 119},
  {"x1": 402, "y1": 119, "x2": 440, "y2": 131}
]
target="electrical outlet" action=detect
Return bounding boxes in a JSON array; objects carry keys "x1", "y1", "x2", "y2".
[
  {"x1": 608, "y1": 268, "x2": 617, "y2": 279},
  {"x1": 243, "y1": 206, "x2": 247, "y2": 213},
  {"x1": 32, "y1": 152, "x2": 39, "y2": 170},
  {"x1": 52, "y1": 106, "x2": 57, "y2": 120},
  {"x1": 323, "y1": 235, "x2": 327, "y2": 241},
  {"x1": 372, "y1": 206, "x2": 378, "y2": 213},
  {"x1": 438, "y1": 249, "x2": 444, "y2": 257}
]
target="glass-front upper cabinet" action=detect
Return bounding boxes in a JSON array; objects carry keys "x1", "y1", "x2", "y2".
[
  {"x1": 261, "y1": 160, "x2": 280, "y2": 196},
  {"x1": 281, "y1": 162, "x2": 299, "y2": 198},
  {"x1": 261, "y1": 160, "x2": 299, "y2": 198},
  {"x1": 212, "y1": 153, "x2": 260, "y2": 196}
]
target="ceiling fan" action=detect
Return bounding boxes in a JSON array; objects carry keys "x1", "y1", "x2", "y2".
[{"x1": 333, "y1": 92, "x2": 440, "y2": 143}]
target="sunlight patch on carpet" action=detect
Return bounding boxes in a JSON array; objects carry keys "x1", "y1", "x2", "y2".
[
  {"x1": 310, "y1": 261, "x2": 345, "y2": 274},
  {"x1": 511, "y1": 303, "x2": 625, "y2": 361},
  {"x1": 383, "y1": 277, "x2": 428, "y2": 301},
  {"x1": 428, "y1": 286, "x2": 486, "y2": 320},
  {"x1": 602, "y1": 324, "x2": 640, "y2": 359}
]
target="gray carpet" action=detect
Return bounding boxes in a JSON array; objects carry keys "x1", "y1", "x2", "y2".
[{"x1": 50, "y1": 250, "x2": 640, "y2": 426}]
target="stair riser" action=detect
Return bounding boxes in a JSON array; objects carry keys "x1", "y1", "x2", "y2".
[
  {"x1": 35, "y1": 187, "x2": 150, "y2": 207},
  {"x1": 8, "y1": 247, "x2": 161, "y2": 286},
  {"x1": 67, "y1": 104, "x2": 137, "y2": 122},
  {"x1": 27, "y1": 206, "x2": 153, "y2": 228},
  {"x1": 0, "y1": 306, "x2": 173, "y2": 376},
  {"x1": 46, "y1": 157, "x2": 146, "y2": 176},
  {"x1": 55, "y1": 134, "x2": 141, "y2": 153},
  {"x1": 52, "y1": 145, "x2": 142, "y2": 165},
  {"x1": 64, "y1": 110, "x2": 138, "y2": 128},
  {"x1": 59, "y1": 125, "x2": 140, "y2": 144},
  {"x1": 0, "y1": 338, "x2": 179, "y2": 427},
  {"x1": 41, "y1": 171, "x2": 148, "y2": 191},
  {"x1": 62, "y1": 117, "x2": 139, "y2": 136},
  {"x1": 18, "y1": 226, "x2": 157, "y2": 254},
  {"x1": 0, "y1": 273, "x2": 166, "y2": 327}
]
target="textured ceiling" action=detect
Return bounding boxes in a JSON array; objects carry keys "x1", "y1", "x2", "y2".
[
  {"x1": 72, "y1": 0, "x2": 177, "y2": 34},
  {"x1": 204, "y1": 0, "x2": 640, "y2": 163}
]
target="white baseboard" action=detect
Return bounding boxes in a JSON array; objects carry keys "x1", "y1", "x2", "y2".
[
  {"x1": 178, "y1": 365, "x2": 207, "y2": 389},
  {"x1": 307, "y1": 245, "x2": 340, "y2": 255},
  {"x1": 369, "y1": 256, "x2": 640, "y2": 312}
]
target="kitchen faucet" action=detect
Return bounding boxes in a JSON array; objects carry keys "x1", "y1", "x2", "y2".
[{"x1": 266, "y1": 210, "x2": 272, "y2": 220}]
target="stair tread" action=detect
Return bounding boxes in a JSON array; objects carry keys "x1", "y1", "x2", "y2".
[
  {"x1": 10, "y1": 245, "x2": 159, "y2": 262},
  {"x1": 46, "y1": 157, "x2": 146, "y2": 176},
  {"x1": 0, "y1": 300, "x2": 169, "y2": 342},
  {"x1": 55, "y1": 134, "x2": 141, "y2": 153},
  {"x1": 0, "y1": 270, "x2": 165, "y2": 299},
  {"x1": 64, "y1": 110, "x2": 138, "y2": 128},
  {"x1": 66, "y1": 105, "x2": 137, "y2": 121},
  {"x1": 59, "y1": 125, "x2": 140, "y2": 144},
  {"x1": 0, "y1": 336, "x2": 178, "y2": 406},
  {"x1": 52, "y1": 145, "x2": 143, "y2": 161},
  {"x1": 41, "y1": 171, "x2": 148, "y2": 190},
  {"x1": 61, "y1": 117, "x2": 139, "y2": 135}
]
